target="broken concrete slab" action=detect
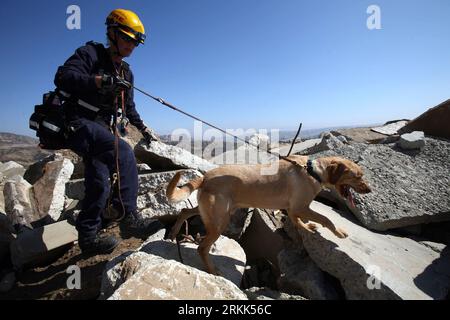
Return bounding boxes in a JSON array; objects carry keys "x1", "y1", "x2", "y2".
[
  {"x1": 136, "y1": 170, "x2": 203, "y2": 225},
  {"x1": 0, "y1": 161, "x2": 25, "y2": 183},
  {"x1": 33, "y1": 158, "x2": 74, "y2": 222},
  {"x1": 134, "y1": 140, "x2": 217, "y2": 173},
  {"x1": 270, "y1": 138, "x2": 321, "y2": 157},
  {"x1": 300, "y1": 201, "x2": 450, "y2": 300},
  {"x1": 3, "y1": 176, "x2": 38, "y2": 230},
  {"x1": 371, "y1": 120, "x2": 408, "y2": 136},
  {"x1": 397, "y1": 131, "x2": 425, "y2": 150},
  {"x1": 101, "y1": 228, "x2": 247, "y2": 299},
  {"x1": 277, "y1": 248, "x2": 340, "y2": 300},
  {"x1": 10, "y1": 220, "x2": 78, "y2": 270},
  {"x1": 331, "y1": 127, "x2": 388, "y2": 144},
  {"x1": 24, "y1": 152, "x2": 81, "y2": 184},
  {"x1": 103, "y1": 252, "x2": 247, "y2": 300},
  {"x1": 1, "y1": 161, "x2": 26, "y2": 213},
  {"x1": 100, "y1": 229, "x2": 166, "y2": 298},
  {"x1": 66, "y1": 170, "x2": 203, "y2": 226},
  {"x1": 139, "y1": 234, "x2": 246, "y2": 286},
  {"x1": 399, "y1": 99, "x2": 450, "y2": 140},
  {"x1": 301, "y1": 133, "x2": 345, "y2": 155},
  {"x1": 310, "y1": 139, "x2": 450, "y2": 231}
]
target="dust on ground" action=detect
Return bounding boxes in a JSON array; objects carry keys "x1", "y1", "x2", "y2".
[{"x1": 0, "y1": 224, "x2": 147, "y2": 300}]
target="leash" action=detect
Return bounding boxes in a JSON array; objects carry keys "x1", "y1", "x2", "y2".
[
  {"x1": 286, "y1": 123, "x2": 303, "y2": 157},
  {"x1": 175, "y1": 198, "x2": 199, "y2": 264},
  {"x1": 106, "y1": 70, "x2": 128, "y2": 222},
  {"x1": 118, "y1": 77, "x2": 308, "y2": 170}
]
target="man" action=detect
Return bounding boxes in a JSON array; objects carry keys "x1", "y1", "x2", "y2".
[{"x1": 54, "y1": 9, "x2": 157, "y2": 254}]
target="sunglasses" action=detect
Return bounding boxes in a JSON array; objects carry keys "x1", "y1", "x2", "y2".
[{"x1": 118, "y1": 31, "x2": 141, "y2": 47}]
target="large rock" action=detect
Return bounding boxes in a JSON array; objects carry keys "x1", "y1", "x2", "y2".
[
  {"x1": 301, "y1": 133, "x2": 345, "y2": 155},
  {"x1": 371, "y1": 120, "x2": 408, "y2": 136},
  {"x1": 24, "y1": 152, "x2": 81, "y2": 184},
  {"x1": 331, "y1": 127, "x2": 388, "y2": 144},
  {"x1": 277, "y1": 249, "x2": 339, "y2": 300},
  {"x1": 33, "y1": 158, "x2": 74, "y2": 221},
  {"x1": 300, "y1": 201, "x2": 450, "y2": 300},
  {"x1": 135, "y1": 141, "x2": 217, "y2": 173},
  {"x1": 66, "y1": 170, "x2": 203, "y2": 226},
  {"x1": 136, "y1": 170, "x2": 203, "y2": 225},
  {"x1": 10, "y1": 220, "x2": 77, "y2": 270},
  {"x1": 101, "y1": 230, "x2": 247, "y2": 300},
  {"x1": 270, "y1": 139, "x2": 321, "y2": 157},
  {"x1": 105, "y1": 253, "x2": 247, "y2": 300},
  {"x1": 54, "y1": 150, "x2": 84, "y2": 179},
  {"x1": 0, "y1": 161, "x2": 25, "y2": 183},
  {"x1": 100, "y1": 230, "x2": 166, "y2": 298},
  {"x1": 5, "y1": 157, "x2": 74, "y2": 229},
  {"x1": 397, "y1": 131, "x2": 425, "y2": 150},
  {"x1": 139, "y1": 233, "x2": 246, "y2": 286},
  {"x1": 310, "y1": 138, "x2": 450, "y2": 231},
  {"x1": 3, "y1": 176, "x2": 37, "y2": 230},
  {"x1": 0, "y1": 161, "x2": 26, "y2": 213},
  {"x1": 399, "y1": 99, "x2": 450, "y2": 140}
]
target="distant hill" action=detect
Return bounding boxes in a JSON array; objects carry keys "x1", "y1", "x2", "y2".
[{"x1": 0, "y1": 132, "x2": 52, "y2": 167}]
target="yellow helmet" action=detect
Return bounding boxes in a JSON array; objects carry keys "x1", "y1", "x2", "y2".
[{"x1": 106, "y1": 9, "x2": 146, "y2": 45}]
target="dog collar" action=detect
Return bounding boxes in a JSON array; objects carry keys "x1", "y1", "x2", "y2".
[{"x1": 307, "y1": 160, "x2": 322, "y2": 184}]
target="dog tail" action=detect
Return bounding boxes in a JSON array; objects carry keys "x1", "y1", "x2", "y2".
[{"x1": 166, "y1": 171, "x2": 204, "y2": 203}]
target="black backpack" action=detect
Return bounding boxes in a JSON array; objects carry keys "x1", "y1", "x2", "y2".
[
  {"x1": 29, "y1": 41, "x2": 133, "y2": 150},
  {"x1": 29, "y1": 90, "x2": 68, "y2": 150}
]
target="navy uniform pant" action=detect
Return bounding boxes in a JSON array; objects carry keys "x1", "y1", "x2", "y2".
[{"x1": 66, "y1": 118, "x2": 138, "y2": 240}]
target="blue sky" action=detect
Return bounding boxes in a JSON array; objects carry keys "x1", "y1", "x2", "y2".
[{"x1": 2, "y1": 0, "x2": 450, "y2": 136}]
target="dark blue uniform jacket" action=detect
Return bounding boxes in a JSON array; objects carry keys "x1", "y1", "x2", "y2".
[{"x1": 54, "y1": 41, "x2": 145, "y2": 131}]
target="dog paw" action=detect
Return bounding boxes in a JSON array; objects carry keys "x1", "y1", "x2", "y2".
[
  {"x1": 334, "y1": 228, "x2": 348, "y2": 239},
  {"x1": 306, "y1": 223, "x2": 318, "y2": 233}
]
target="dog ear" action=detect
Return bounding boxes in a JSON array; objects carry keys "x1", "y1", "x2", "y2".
[{"x1": 328, "y1": 162, "x2": 347, "y2": 184}]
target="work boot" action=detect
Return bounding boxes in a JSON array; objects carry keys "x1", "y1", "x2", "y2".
[
  {"x1": 79, "y1": 233, "x2": 119, "y2": 255},
  {"x1": 120, "y1": 213, "x2": 165, "y2": 238}
]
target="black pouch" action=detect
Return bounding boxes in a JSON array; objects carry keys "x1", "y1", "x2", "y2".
[{"x1": 29, "y1": 91, "x2": 68, "y2": 150}]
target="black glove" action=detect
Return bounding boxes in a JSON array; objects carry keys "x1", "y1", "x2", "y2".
[
  {"x1": 101, "y1": 74, "x2": 131, "y2": 96},
  {"x1": 141, "y1": 127, "x2": 159, "y2": 145}
]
